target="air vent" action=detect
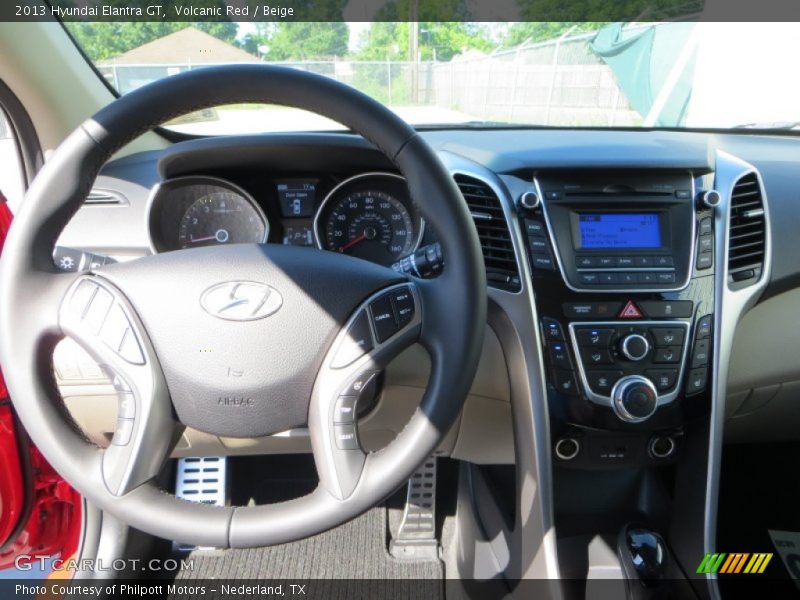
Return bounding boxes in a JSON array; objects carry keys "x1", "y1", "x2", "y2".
[
  {"x1": 727, "y1": 172, "x2": 765, "y2": 286},
  {"x1": 455, "y1": 175, "x2": 520, "y2": 291},
  {"x1": 84, "y1": 189, "x2": 127, "y2": 206}
]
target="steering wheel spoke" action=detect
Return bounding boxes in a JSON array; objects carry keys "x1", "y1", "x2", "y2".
[
  {"x1": 59, "y1": 275, "x2": 176, "y2": 496},
  {"x1": 309, "y1": 282, "x2": 422, "y2": 500}
]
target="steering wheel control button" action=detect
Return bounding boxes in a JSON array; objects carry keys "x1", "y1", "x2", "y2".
[
  {"x1": 68, "y1": 280, "x2": 98, "y2": 317},
  {"x1": 111, "y1": 418, "x2": 134, "y2": 446},
  {"x1": 117, "y1": 393, "x2": 136, "y2": 419},
  {"x1": 333, "y1": 397, "x2": 358, "y2": 424},
  {"x1": 612, "y1": 376, "x2": 658, "y2": 423},
  {"x1": 391, "y1": 287, "x2": 415, "y2": 327},
  {"x1": 645, "y1": 369, "x2": 679, "y2": 392},
  {"x1": 587, "y1": 370, "x2": 624, "y2": 394},
  {"x1": 686, "y1": 368, "x2": 708, "y2": 394},
  {"x1": 332, "y1": 310, "x2": 374, "y2": 368},
  {"x1": 100, "y1": 303, "x2": 131, "y2": 352},
  {"x1": 650, "y1": 327, "x2": 685, "y2": 347},
  {"x1": 576, "y1": 328, "x2": 614, "y2": 347},
  {"x1": 333, "y1": 424, "x2": 360, "y2": 450},
  {"x1": 691, "y1": 339, "x2": 711, "y2": 368},
  {"x1": 638, "y1": 300, "x2": 693, "y2": 319},
  {"x1": 370, "y1": 293, "x2": 399, "y2": 343},
  {"x1": 118, "y1": 329, "x2": 145, "y2": 365},
  {"x1": 344, "y1": 371, "x2": 377, "y2": 398},
  {"x1": 82, "y1": 286, "x2": 113, "y2": 334}
]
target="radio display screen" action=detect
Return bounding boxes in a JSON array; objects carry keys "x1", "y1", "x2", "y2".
[{"x1": 578, "y1": 213, "x2": 662, "y2": 249}]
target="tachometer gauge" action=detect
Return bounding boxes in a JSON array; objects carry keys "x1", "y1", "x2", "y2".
[
  {"x1": 316, "y1": 174, "x2": 422, "y2": 266},
  {"x1": 178, "y1": 190, "x2": 267, "y2": 249}
]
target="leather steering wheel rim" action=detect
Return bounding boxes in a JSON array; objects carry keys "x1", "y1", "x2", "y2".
[{"x1": 0, "y1": 65, "x2": 486, "y2": 548}]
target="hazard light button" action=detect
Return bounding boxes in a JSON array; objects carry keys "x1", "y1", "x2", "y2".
[{"x1": 619, "y1": 300, "x2": 643, "y2": 319}]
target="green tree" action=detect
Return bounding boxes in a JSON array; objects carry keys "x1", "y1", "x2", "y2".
[
  {"x1": 242, "y1": 23, "x2": 349, "y2": 60},
  {"x1": 65, "y1": 22, "x2": 240, "y2": 61},
  {"x1": 503, "y1": 22, "x2": 607, "y2": 47},
  {"x1": 356, "y1": 22, "x2": 491, "y2": 61}
]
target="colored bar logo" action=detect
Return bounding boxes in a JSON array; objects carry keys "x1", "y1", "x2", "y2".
[{"x1": 697, "y1": 553, "x2": 773, "y2": 574}]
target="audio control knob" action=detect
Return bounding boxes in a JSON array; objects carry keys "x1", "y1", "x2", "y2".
[
  {"x1": 518, "y1": 191, "x2": 540, "y2": 211},
  {"x1": 612, "y1": 375, "x2": 658, "y2": 423},
  {"x1": 620, "y1": 333, "x2": 650, "y2": 361}
]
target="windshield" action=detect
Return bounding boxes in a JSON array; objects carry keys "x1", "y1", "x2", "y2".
[{"x1": 64, "y1": 21, "x2": 800, "y2": 134}]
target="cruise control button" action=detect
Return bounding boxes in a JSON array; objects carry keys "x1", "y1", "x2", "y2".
[
  {"x1": 653, "y1": 346, "x2": 682, "y2": 363},
  {"x1": 344, "y1": 372, "x2": 377, "y2": 397},
  {"x1": 686, "y1": 368, "x2": 708, "y2": 394},
  {"x1": 100, "y1": 303, "x2": 131, "y2": 354},
  {"x1": 541, "y1": 317, "x2": 564, "y2": 342},
  {"x1": 111, "y1": 418, "x2": 134, "y2": 446},
  {"x1": 333, "y1": 396, "x2": 358, "y2": 424},
  {"x1": 646, "y1": 369, "x2": 679, "y2": 392},
  {"x1": 587, "y1": 370, "x2": 623, "y2": 394},
  {"x1": 333, "y1": 311, "x2": 374, "y2": 368},
  {"x1": 390, "y1": 287, "x2": 415, "y2": 327},
  {"x1": 697, "y1": 315, "x2": 712, "y2": 339},
  {"x1": 333, "y1": 424, "x2": 360, "y2": 450},
  {"x1": 650, "y1": 327, "x2": 686, "y2": 347},
  {"x1": 576, "y1": 328, "x2": 614, "y2": 347},
  {"x1": 370, "y1": 294, "x2": 398, "y2": 343},
  {"x1": 638, "y1": 301, "x2": 693, "y2": 319},
  {"x1": 553, "y1": 370, "x2": 579, "y2": 396},
  {"x1": 580, "y1": 347, "x2": 614, "y2": 365},
  {"x1": 691, "y1": 339, "x2": 711, "y2": 367},
  {"x1": 117, "y1": 393, "x2": 136, "y2": 419},
  {"x1": 548, "y1": 342, "x2": 571, "y2": 369}
]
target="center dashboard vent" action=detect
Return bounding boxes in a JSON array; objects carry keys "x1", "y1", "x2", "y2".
[
  {"x1": 727, "y1": 172, "x2": 766, "y2": 287},
  {"x1": 455, "y1": 174, "x2": 521, "y2": 291}
]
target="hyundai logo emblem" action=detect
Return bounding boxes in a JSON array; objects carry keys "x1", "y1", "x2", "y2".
[{"x1": 200, "y1": 281, "x2": 283, "y2": 321}]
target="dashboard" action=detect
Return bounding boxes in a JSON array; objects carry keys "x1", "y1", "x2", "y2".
[{"x1": 147, "y1": 169, "x2": 426, "y2": 267}]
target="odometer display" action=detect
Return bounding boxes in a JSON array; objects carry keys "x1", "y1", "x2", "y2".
[{"x1": 318, "y1": 174, "x2": 421, "y2": 266}]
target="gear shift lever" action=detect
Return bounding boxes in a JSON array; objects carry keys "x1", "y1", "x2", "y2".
[{"x1": 617, "y1": 525, "x2": 669, "y2": 598}]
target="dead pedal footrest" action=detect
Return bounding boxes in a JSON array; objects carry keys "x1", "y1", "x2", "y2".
[
  {"x1": 389, "y1": 456, "x2": 439, "y2": 560},
  {"x1": 172, "y1": 456, "x2": 227, "y2": 552}
]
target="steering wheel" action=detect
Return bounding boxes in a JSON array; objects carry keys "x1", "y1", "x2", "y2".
[{"x1": 0, "y1": 66, "x2": 486, "y2": 547}]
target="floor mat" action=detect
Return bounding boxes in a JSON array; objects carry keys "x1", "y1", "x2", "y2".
[{"x1": 167, "y1": 506, "x2": 443, "y2": 600}]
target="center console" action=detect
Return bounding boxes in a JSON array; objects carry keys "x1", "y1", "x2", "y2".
[
  {"x1": 515, "y1": 167, "x2": 719, "y2": 596},
  {"x1": 521, "y1": 169, "x2": 716, "y2": 466}
]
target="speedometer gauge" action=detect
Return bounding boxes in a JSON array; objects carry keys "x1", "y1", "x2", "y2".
[
  {"x1": 316, "y1": 173, "x2": 422, "y2": 266},
  {"x1": 178, "y1": 190, "x2": 267, "y2": 249}
]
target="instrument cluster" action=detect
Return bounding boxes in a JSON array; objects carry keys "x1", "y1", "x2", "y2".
[{"x1": 148, "y1": 172, "x2": 424, "y2": 267}]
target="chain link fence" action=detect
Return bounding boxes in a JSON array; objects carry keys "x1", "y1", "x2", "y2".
[{"x1": 99, "y1": 29, "x2": 640, "y2": 127}]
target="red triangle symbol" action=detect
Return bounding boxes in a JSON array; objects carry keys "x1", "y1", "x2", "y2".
[{"x1": 619, "y1": 300, "x2": 643, "y2": 319}]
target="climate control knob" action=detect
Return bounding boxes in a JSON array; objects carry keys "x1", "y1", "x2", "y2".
[
  {"x1": 620, "y1": 333, "x2": 650, "y2": 361},
  {"x1": 612, "y1": 375, "x2": 658, "y2": 423}
]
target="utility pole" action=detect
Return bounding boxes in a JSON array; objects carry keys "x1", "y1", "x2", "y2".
[{"x1": 409, "y1": 0, "x2": 419, "y2": 103}]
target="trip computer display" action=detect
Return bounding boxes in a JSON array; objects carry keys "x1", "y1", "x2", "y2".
[{"x1": 277, "y1": 181, "x2": 316, "y2": 218}]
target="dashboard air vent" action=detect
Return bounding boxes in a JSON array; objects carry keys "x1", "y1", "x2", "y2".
[
  {"x1": 455, "y1": 174, "x2": 520, "y2": 291},
  {"x1": 84, "y1": 189, "x2": 127, "y2": 206},
  {"x1": 727, "y1": 172, "x2": 765, "y2": 286}
]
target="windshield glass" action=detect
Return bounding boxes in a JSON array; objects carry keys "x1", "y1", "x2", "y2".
[{"x1": 64, "y1": 21, "x2": 800, "y2": 134}]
